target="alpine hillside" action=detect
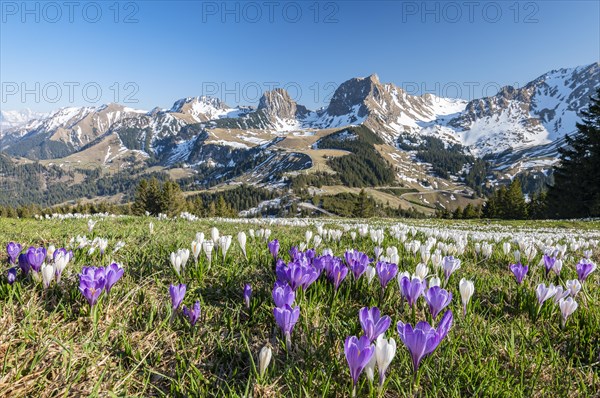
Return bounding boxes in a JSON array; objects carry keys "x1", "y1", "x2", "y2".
[{"x1": 0, "y1": 62, "x2": 598, "y2": 215}]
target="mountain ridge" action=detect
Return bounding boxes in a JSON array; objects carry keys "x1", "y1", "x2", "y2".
[{"x1": 1, "y1": 62, "x2": 598, "y2": 203}]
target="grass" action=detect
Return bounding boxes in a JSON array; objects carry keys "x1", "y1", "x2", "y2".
[{"x1": 0, "y1": 216, "x2": 599, "y2": 397}]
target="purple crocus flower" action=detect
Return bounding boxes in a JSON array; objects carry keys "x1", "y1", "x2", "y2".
[
  {"x1": 80, "y1": 266, "x2": 106, "y2": 282},
  {"x1": 18, "y1": 253, "x2": 30, "y2": 275},
  {"x1": 268, "y1": 239, "x2": 280, "y2": 259},
  {"x1": 53, "y1": 248, "x2": 69, "y2": 261},
  {"x1": 358, "y1": 307, "x2": 391, "y2": 342},
  {"x1": 105, "y1": 262, "x2": 124, "y2": 294},
  {"x1": 443, "y1": 256, "x2": 461, "y2": 282},
  {"x1": 79, "y1": 266, "x2": 106, "y2": 307},
  {"x1": 509, "y1": 262, "x2": 528, "y2": 285},
  {"x1": 301, "y1": 266, "x2": 320, "y2": 289},
  {"x1": 282, "y1": 261, "x2": 309, "y2": 290},
  {"x1": 424, "y1": 286, "x2": 453, "y2": 319},
  {"x1": 576, "y1": 259, "x2": 596, "y2": 282},
  {"x1": 273, "y1": 304, "x2": 300, "y2": 349},
  {"x1": 374, "y1": 246, "x2": 383, "y2": 260},
  {"x1": 328, "y1": 260, "x2": 348, "y2": 290},
  {"x1": 312, "y1": 254, "x2": 330, "y2": 272},
  {"x1": 26, "y1": 246, "x2": 46, "y2": 273},
  {"x1": 183, "y1": 301, "x2": 201, "y2": 326},
  {"x1": 344, "y1": 335, "x2": 375, "y2": 392},
  {"x1": 396, "y1": 313, "x2": 452, "y2": 373},
  {"x1": 169, "y1": 283, "x2": 187, "y2": 310},
  {"x1": 535, "y1": 283, "x2": 556, "y2": 307},
  {"x1": 401, "y1": 276, "x2": 425, "y2": 308},
  {"x1": 272, "y1": 282, "x2": 295, "y2": 307},
  {"x1": 305, "y1": 248, "x2": 316, "y2": 260},
  {"x1": 6, "y1": 242, "x2": 22, "y2": 264},
  {"x1": 543, "y1": 255, "x2": 556, "y2": 277},
  {"x1": 275, "y1": 259, "x2": 287, "y2": 282},
  {"x1": 7, "y1": 267, "x2": 17, "y2": 284},
  {"x1": 243, "y1": 283, "x2": 252, "y2": 308},
  {"x1": 376, "y1": 261, "x2": 398, "y2": 288},
  {"x1": 288, "y1": 246, "x2": 300, "y2": 261},
  {"x1": 345, "y1": 250, "x2": 370, "y2": 280},
  {"x1": 436, "y1": 310, "x2": 454, "y2": 341}
]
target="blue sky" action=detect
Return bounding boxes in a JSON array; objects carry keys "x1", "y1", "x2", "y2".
[{"x1": 1, "y1": 0, "x2": 598, "y2": 112}]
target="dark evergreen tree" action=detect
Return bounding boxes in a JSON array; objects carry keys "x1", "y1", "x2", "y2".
[
  {"x1": 452, "y1": 207, "x2": 463, "y2": 219},
  {"x1": 132, "y1": 179, "x2": 150, "y2": 215},
  {"x1": 160, "y1": 180, "x2": 186, "y2": 217},
  {"x1": 528, "y1": 192, "x2": 548, "y2": 219},
  {"x1": 463, "y1": 203, "x2": 477, "y2": 219},
  {"x1": 353, "y1": 189, "x2": 374, "y2": 218},
  {"x1": 506, "y1": 179, "x2": 528, "y2": 219},
  {"x1": 546, "y1": 88, "x2": 600, "y2": 218}
]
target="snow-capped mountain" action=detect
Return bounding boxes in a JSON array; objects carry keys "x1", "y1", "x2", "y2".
[
  {"x1": 0, "y1": 109, "x2": 48, "y2": 132},
  {"x1": 169, "y1": 96, "x2": 250, "y2": 122},
  {"x1": 312, "y1": 74, "x2": 468, "y2": 141},
  {"x1": 432, "y1": 63, "x2": 600, "y2": 156},
  {"x1": 0, "y1": 62, "x2": 597, "y2": 177},
  {"x1": 0, "y1": 104, "x2": 148, "y2": 158}
]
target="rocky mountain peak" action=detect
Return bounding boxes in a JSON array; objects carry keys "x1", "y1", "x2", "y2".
[
  {"x1": 326, "y1": 74, "x2": 383, "y2": 117},
  {"x1": 257, "y1": 88, "x2": 308, "y2": 119}
]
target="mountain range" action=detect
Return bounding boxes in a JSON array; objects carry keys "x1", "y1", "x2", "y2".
[{"x1": 0, "y1": 62, "x2": 598, "y2": 214}]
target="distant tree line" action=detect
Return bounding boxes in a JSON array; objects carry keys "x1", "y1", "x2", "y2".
[{"x1": 438, "y1": 179, "x2": 539, "y2": 220}]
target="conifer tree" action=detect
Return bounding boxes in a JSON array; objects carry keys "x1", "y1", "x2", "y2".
[
  {"x1": 132, "y1": 179, "x2": 150, "y2": 215},
  {"x1": 353, "y1": 189, "x2": 374, "y2": 218},
  {"x1": 546, "y1": 88, "x2": 600, "y2": 218},
  {"x1": 160, "y1": 180, "x2": 186, "y2": 217},
  {"x1": 506, "y1": 179, "x2": 528, "y2": 219}
]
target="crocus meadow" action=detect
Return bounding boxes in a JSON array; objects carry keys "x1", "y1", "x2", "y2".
[{"x1": 1, "y1": 216, "x2": 598, "y2": 396}]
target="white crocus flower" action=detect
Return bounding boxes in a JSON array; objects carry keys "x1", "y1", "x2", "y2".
[
  {"x1": 238, "y1": 232, "x2": 247, "y2": 259},
  {"x1": 431, "y1": 252, "x2": 443, "y2": 269},
  {"x1": 553, "y1": 286, "x2": 570, "y2": 304},
  {"x1": 503, "y1": 242, "x2": 511, "y2": 256},
  {"x1": 53, "y1": 251, "x2": 70, "y2": 283},
  {"x1": 113, "y1": 241, "x2": 125, "y2": 254},
  {"x1": 364, "y1": 266, "x2": 376, "y2": 284},
  {"x1": 191, "y1": 239, "x2": 202, "y2": 263},
  {"x1": 375, "y1": 335, "x2": 396, "y2": 387},
  {"x1": 88, "y1": 219, "x2": 97, "y2": 233},
  {"x1": 96, "y1": 238, "x2": 108, "y2": 255},
  {"x1": 313, "y1": 235, "x2": 322, "y2": 248},
  {"x1": 46, "y1": 245, "x2": 56, "y2": 261},
  {"x1": 220, "y1": 235, "x2": 232, "y2": 260},
  {"x1": 258, "y1": 345, "x2": 272, "y2": 378},
  {"x1": 414, "y1": 263, "x2": 429, "y2": 280},
  {"x1": 211, "y1": 227, "x2": 220, "y2": 246},
  {"x1": 41, "y1": 263, "x2": 54, "y2": 289},
  {"x1": 305, "y1": 230, "x2": 313, "y2": 245},
  {"x1": 559, "y1": 297, "x2": 578, "y2": 326},
  {"x1": 513, "y1": 250, "x2": 521, "y2": 263},
  {"x1": 566, "y1": 279, "x2": 582, "y2": 297},
  {"x1": 170, "y1": 251, "x2": 183, "y2": 275},
  {"x1": 203, "y1": 240, "x2": 214, "y2": 267},
  {"x1": 552, "y1": 259, "x2": 563, "y2": 276},
  {"x1": 459, "y1": 278, "x2": 474, "y2": 316}
]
